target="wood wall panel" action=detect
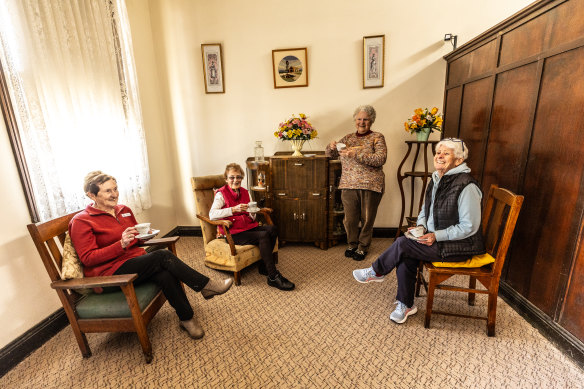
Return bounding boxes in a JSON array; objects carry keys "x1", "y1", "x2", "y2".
[
  {"x1": 509, "y1": 47, "x2": 584, "y2": 316},
  {"x1": 447, "y1": 40, "x2": 497, "y2": 85},
  {"x1": 548, "y1": 0, "x2": 584, "y2": 49},
  {"x1": 457, "y1": 78, "x2": 492, "y2": 178},
  {"x1": 499, "y1": 10, "x2": 548, "y2": 66},
  {"x1": 560, "y1": 221, "x2": 584, "y2": 340},
  {"x1": 443, "y1": 87, "x2": 462, "y2": 137},
  {"x1": 481, "y1": 63, "x2": 539, "y2": 196}
]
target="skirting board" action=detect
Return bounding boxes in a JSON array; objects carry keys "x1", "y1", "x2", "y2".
[{"x1": 499, "y1": 281, "x2": 584, "y2": 369}]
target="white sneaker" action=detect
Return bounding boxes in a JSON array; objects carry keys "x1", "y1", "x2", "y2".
[
  {"x1": 352, "y1": 267, "x2": 385, "y2": 283},
  {"x1": 390, "y1": 301, "x2": 418, "y2": 324}
]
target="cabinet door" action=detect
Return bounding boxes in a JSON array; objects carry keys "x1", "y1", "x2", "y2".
[
  {"x1": 273, "y1": 198, "x2": 300, "y2": 241},
  {"x1": 286, "y1": 159, "x2": 315, "y2": 195},
  {"x1": 300, "y1": 199, "x2": 326, "y2": 241}
]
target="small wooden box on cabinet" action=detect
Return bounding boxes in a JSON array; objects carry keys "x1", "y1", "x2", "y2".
[{"x1": 247, "y1": 152, "x2": 341, "y2": 250}]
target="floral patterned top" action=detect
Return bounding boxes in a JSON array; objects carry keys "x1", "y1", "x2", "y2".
[{"x1": 325, "y1": 131, "x2": 387, "y2": 193}]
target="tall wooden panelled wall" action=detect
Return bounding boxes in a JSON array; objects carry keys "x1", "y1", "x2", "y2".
[{"x1": 442, "y1": 0, "x2": 584, "y2": 361}]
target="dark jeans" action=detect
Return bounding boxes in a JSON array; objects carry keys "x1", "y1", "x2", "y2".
[
  {"x1": 372, "y1": 236, "x2": 468, "y2": 308},
  {"x1": 115, "y1": 250, "x2": 210, "y2": 321},
  {"x1": 232, "y1": 225, "x2": 278, "y2": 278}
]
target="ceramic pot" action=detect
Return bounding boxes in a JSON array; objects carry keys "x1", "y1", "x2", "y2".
[{"x1": 291, "y1": 139, "x2": 306, "y2": 156}]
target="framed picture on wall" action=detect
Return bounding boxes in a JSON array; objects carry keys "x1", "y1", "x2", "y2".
[
  {"x1": 201, "y1": 43, "x2": 225, "y2": 93},
  {"x1": 272, "y1": 48, "x2": 308, "y2": 89},
  {"x1": 363, "y1": 35, "x2": 385, "y2": 88}
]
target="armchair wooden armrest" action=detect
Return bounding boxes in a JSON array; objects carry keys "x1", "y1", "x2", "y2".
[
  {"x1": 141, "y1": 236, "x2": 180, "y2": 254},
  {"x1": 258, "y1": 208, "x2": 274, "y2": 225},
  {"x1": 51, "y1": 274, "x2": 138, "y2": 290},
  {"x1": 196, "y1": 214, "x2": 237, "y2": 256}
]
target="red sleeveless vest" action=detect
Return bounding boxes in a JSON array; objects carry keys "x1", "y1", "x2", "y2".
[{"x1": 216, "y1": 185, "x2": 258, "y2": 235}]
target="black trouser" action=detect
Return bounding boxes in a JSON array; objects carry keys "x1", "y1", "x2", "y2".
[
  {"x1": 232, "y1": 225, "x2": 278, "y2": 278},
  {"x1": 372, "y1": 236, "x2": 468, "y2": 308},
  {"x1": 115, "y1": 250, "x2": 209, "y2": 321}
]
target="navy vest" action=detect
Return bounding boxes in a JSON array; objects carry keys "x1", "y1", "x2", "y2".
[{"x1": 424, "y1": 173, "x2": 486, "y2": 260}]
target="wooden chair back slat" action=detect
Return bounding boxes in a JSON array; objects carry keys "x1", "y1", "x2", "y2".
[{"x1": 46, "y1": 238, "x2": 64, "y2": 271}]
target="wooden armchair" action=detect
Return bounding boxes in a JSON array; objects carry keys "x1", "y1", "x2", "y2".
[
  {"x1": 191, "y1": 175, "x2": 277, "y2": 285},
  {"x1": 415, "y1": 185, "x2": 524, "y2": 336},
  {"x1": 27, "y1": 211, "x2": 179, "y2": 363}
]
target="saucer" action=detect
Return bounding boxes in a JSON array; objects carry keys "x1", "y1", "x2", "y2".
[
  {"x1": 247, "y1": 207, "x2": 261, "y2": 213},
  {"x1": 136, "y1": 229, "x2": 160, "y2": 240}
]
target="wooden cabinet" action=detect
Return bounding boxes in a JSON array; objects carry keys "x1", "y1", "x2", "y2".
[
  {"x1": 246, "y1": 152, "x2": 330, "y2": 249},
  {"x1": 441, "y1": 0, "x2": 584, "y2": 360}
]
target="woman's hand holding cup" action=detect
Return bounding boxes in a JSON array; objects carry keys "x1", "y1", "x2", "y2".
[
  {"x1": 121, "y1": 226, "x2": 138, "y2": 249},
  {"x1": 232, "y1": 204, "x2": 248, "y2": 213}
]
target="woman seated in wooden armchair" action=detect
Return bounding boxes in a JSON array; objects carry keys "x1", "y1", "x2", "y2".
[
  {"x1": 209, "y1": 163, "x2": 295, "y2": 291},
  {"x1": 69, "y1": 171, "x2": 233, "y2": 340}
]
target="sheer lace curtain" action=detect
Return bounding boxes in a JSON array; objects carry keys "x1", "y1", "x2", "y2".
[{"x1": 0, "y1": 0, "x2": 151, "y2": 221}]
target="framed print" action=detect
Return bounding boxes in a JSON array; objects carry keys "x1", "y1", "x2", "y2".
[
  {"x1": 363, "y1": 35, "x2": 385, "y2": 88},
  {"x1": 272, "y1": 48, "x2": 308, "y2": 89},
  {"x1": 201, "y1": 43, "x2": 225, "y2": 93}
]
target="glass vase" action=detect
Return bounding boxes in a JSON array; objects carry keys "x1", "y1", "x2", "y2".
[{"x1": 254, "y1": 141, "x2": 264, "y2": 162}]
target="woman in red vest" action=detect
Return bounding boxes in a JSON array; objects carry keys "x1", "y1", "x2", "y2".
[{"x1": 209, "y1": 163, "x2": 295, "y2": 290}]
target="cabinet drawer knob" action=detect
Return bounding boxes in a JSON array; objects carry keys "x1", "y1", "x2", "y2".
[
  {"x1": 294, "y1": 163, "x2": 304, "y2": 166},
  {"x1": 277, "y1": 192, "x2": 286, "y2": 196},
  {"x1": 312, "y1": 193, "x2": 321, "y2": 196}
]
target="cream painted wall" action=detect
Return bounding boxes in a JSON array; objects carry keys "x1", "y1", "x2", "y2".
[
  {"x1": 145, "y1": 0, "x2": 534, "y2": 227},
  {"x1": 0, "y1": 0, "x2": 534, "y2": 349}
]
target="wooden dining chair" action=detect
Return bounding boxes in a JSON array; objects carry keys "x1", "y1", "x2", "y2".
[
  {"x1": 415, "y1": 185, "x2": 524, "y2": 336},
  {"x1": 27, "y1": 211, "x2": 179, "y2": 363}
]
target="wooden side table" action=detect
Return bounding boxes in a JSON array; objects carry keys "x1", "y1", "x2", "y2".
[{"x1": 396, "y1": 140, "x2": 439, "y2": 237}]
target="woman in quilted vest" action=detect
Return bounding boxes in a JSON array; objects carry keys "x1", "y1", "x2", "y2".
[
  {"x1": 209, "y1": 163, "x2": 295, "y2": 291},
  {"x1": 69, "y1": 171, "x2": 233, "y2": 340},
  {"x1": 353, "y1": 138, "x2": 486, "y2": 324}
]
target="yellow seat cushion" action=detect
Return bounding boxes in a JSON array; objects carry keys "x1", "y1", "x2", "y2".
[
  {"x1": 432, "y1": 253, "x2": 495, "y2": 268},
  {"x1": 204, "y1": 239, "x2": 261, "y2": 271}
]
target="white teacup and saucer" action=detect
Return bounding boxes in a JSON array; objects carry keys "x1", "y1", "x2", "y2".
[{"x1": 247, "y1": 201, "x2": 260, "y2": 213}]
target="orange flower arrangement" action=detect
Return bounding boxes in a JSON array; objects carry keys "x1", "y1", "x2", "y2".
[{"x1": 404, "y1": 107, "x2": 443, "y2": 134}]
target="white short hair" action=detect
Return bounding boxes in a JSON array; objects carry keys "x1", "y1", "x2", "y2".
[
  {"x1": 436, "y1": 138, "x2": 468, "y2": 160},
  {"x1": 353, "y1": 105, "x2": 376, "y2": 123}
]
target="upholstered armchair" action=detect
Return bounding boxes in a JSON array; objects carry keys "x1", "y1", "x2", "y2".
[{"x1": 191, "y1": 174, "x2": 277, "y2": 285}]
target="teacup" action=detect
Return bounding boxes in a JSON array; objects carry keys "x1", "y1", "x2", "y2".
[
  {"x1": 248, "y1": 201, "x2": 258, "y2": 210},
  {"x1": 410, "y1": 226, "x2": 425, "y2": 238},
  {"x1": 336, "y1": 143, "x2": 347, "y2": 151},
  {"x1": 135, "y1": 223, "x2": 151, "y2": 235}
]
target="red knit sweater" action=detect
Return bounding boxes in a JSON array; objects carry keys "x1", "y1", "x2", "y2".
[
  {"x1": 69, "y1": 204, "x2": 146, "y2": 277},
  {"x1": 216, "y1": 185, "x2": 258, "y2": 235}
]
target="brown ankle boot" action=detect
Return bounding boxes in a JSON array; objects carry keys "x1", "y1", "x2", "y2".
[
  {"x1": 180, "y1": 317, "x2": 204, "y2": 339},
  {"x1": 201, "y1": 278, "x2": 233, "y2": 300}
]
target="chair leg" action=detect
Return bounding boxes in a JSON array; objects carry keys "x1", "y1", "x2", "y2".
[
  {"x1": 233, "y1": 271, "x2": 241, "y2": 285},
  {"x1": 121, "y1": 284, "x2": 153, "y2": 363},
  {"x1": 424, "y1": 273, "x2": 437, "y2": 329},
  {"x1": 59, "y1": 294, "x2": 92, "y2": 358},
  {"x1": 487, "y1": 290, "x2": 498, "y2": 337},
  {"x1": 468, "y1": 276, "x2": 476, "y2": 306},
  {"x1": 415, "y1": 262, "x2": 423, "y2": 297}
]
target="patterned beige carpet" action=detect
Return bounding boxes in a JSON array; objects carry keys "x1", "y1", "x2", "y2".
[{"x1": 2, "y1": 237, "x2": 583, "y2": 388}]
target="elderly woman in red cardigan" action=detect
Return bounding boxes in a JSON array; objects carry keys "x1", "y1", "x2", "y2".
[
  {"x1": 69, "y1": 171, "x2": 232, "y2": 340},
  {"x1": 209, "y1": 163, "x2": 294, "y2": 291}
]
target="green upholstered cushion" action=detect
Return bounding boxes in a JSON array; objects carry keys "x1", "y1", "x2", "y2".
[{"x1": 76, "y1": 282, "x2": 161, "y2": 319}]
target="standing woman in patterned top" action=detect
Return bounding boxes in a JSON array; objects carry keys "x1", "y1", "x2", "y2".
[{"x1": 325, "y1": 105, "x2": 387, "y2": 261}]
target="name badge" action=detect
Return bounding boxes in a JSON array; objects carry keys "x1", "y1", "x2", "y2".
[{"x1": 121, "y1": 213, "x2": 131, "y2": 217}]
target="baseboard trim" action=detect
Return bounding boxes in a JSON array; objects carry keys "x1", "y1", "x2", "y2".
[
  {"x1": 0, "y1": 309, "x2": 68, "y2": 378},
  {"x1": 499, "y1": 281, "x2": 584, "y2": 369}
]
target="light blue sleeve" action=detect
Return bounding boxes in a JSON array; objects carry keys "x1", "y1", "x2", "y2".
[
  {"x1": 433, "y1": 184, "x2": 482, "y2": 242},
  {"x1": 416, "y1": 203, "x2": 427, "y2": 228}
]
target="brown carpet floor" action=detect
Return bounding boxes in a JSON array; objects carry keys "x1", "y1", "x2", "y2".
[{"x1": 2, "y1": 237, "x2": 583, "y2": 388}]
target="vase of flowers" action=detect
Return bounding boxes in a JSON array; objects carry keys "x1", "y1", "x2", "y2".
[
  {"x1": 274, "y1": 113, "x2": 318, "y2": 156},
  {"x1": 404, "y1": 107, "x2": 443, "y2": 141}
]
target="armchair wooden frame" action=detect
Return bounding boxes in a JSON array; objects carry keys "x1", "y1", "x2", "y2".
[
  {"x1": 415, "y1": 185, "x2": 524, "y2": 336},
  {"x1": 192, "y1": 175, "x2": 277, "y2": 285},
  {"x1": 27, "y1": 211, "x2": 179, "y2": 363}
]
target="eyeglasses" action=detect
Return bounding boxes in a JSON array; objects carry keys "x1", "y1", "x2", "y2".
[
  {"x1": 442, "y1": 137, "x2": 465, "y2": 152},
  {"x1": 227, "y1": 176, "x2": 243, "y2": 181}
]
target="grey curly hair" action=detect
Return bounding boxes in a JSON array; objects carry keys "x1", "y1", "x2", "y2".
[{"x1": 353, "y1": 105, "x2": 376, "y2": 123}]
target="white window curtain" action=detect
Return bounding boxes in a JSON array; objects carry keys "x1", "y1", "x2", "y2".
[{"x1": 0, "y1": 0, "x2": 151, "y2": 221}]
